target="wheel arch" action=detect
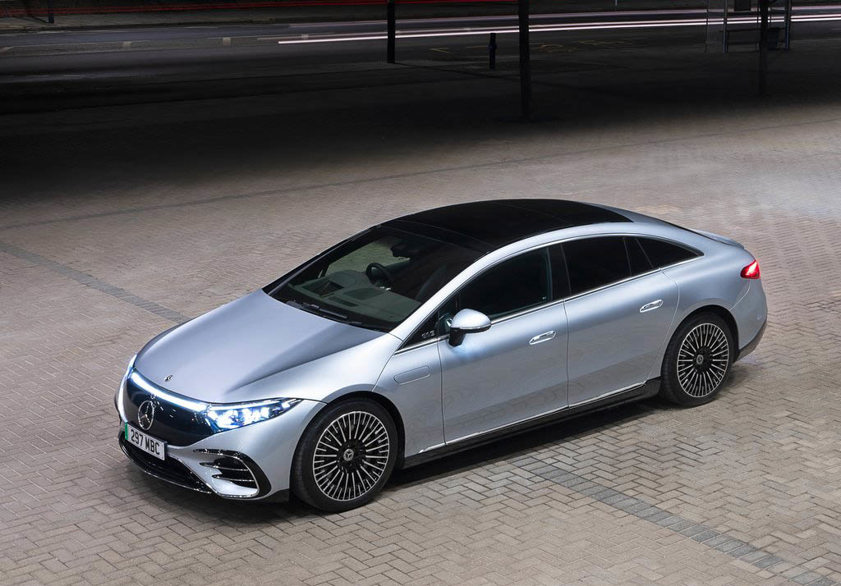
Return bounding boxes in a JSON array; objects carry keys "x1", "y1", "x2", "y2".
[
  {"x1": 680, "y1": 304, "x2": 739, "y2": 346},
  {"x1": 294, "y1": 391, "x2": 407, "y2": 476}
]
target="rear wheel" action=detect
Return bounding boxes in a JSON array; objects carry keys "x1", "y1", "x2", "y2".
[
  {"x1": 292, "y1": 399, "x2": 397, "y2": 512},
  {"x1": 660, "y1": 312, "x2": 734, "y2": 406}
]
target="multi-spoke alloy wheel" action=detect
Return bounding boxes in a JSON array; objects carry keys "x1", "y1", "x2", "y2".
[
  {"x1": 292, "y1": 399, "x2": 397, "y2": 512},
  {"x1": 660, "y1": 312, "x2": 734, "y2": 406},
  {"x1": 313, "y1": 411, "x2": 390, "y2": 502},
  {"x1": 676, "y1": 323, "x2": 730, "y2": 398}
]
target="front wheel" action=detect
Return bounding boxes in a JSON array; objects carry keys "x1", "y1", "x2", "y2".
[
  {"x1": 660, "y1": 312, "x2": 734, "y2": 407},
  {"x1": 292, "y1": 399, "x2": 397, "y2": 512}
]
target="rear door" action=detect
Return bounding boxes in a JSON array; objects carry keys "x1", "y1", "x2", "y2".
[{"x1": 557, "y1": 236, "x2": 678, "y2": 406}]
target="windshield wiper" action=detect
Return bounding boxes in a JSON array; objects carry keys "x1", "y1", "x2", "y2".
[
  {"x1": 285, "y1": 299, "x2": 384, "y2": 330},
  {"x1": 287, "y1": 300, "x2": 350, "y2": 321}
]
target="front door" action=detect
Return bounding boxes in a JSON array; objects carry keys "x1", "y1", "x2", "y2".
[{"x1": 438, "y1": 249, "x2": 569, "y2": 443}]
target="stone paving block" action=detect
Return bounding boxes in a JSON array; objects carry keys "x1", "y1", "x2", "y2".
[{"x1": 1, "y1": 42, "x2": 841, "y2": 585}]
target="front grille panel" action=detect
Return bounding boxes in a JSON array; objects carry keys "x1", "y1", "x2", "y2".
[
  {"x1": 123, "y1": 374, "x2": 214, "y2": 446},
  {"x1": 119, "y1": 434, "x2": 211, "y2": 493}
]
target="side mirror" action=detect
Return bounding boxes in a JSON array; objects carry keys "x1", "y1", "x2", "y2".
[{"x1": 448, "y1": 309, "x2": 491, "y2": 347}]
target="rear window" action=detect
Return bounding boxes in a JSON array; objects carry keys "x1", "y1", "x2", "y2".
[{"x1": 638, "y1": 237, "x2": 699, "y2": 268}]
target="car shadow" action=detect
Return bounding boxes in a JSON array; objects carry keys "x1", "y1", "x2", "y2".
[
  {"x1": 126, "y1": 396, "x2": 662, "y2": 523},
  {"x1": 389, "y1": 398, "x2": 658, "y2": 489},
  {"x1": 127, "y1": 360, "x2": 757, "y2": 522}
]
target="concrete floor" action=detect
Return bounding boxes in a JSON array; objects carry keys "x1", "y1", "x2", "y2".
[{"x1": 1, "y1": 33, "x2": 840, "y2": 584}]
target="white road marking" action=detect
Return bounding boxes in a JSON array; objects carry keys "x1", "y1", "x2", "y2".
[{"x1": 271, "y1": 13, "x2": 841, "y2": 45}]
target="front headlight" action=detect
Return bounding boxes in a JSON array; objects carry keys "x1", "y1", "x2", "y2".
[{"x1": 205, "y1": 398, "x2": 301, "y2": 431}]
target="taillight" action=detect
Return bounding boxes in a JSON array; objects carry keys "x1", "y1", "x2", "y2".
[{"x1": 741, "y1": 260, "x2": 760, "y2": 279}]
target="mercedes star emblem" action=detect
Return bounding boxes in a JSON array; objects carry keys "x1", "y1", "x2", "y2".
[{"x1": 137, "y1": 400, "x2": 156, "y2": 431}]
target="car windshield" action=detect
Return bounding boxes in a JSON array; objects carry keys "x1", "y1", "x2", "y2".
[{"x1": 268, "y1": 226, "x2": 482, "y2": 332}]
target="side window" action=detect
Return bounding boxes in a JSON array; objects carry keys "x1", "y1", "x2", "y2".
[
  {"x1": 403, "y1": 297, "x2": 458, "y2": 347},
  {"x1": 625, "y1": 237, "x2": 653, "y2": 276},
  {"x1": 402, "y1": 249, "x2": 550, "y2": 348},
  {"x1": 548, "y1": 244, "x2": 571, "y2": 301},
  {"x1": 563, "y1": 237, "x2": 630, "y2": 296},
  {"x1": 458, "y1": 250, "x2": 549, "y2": 320},
  {"x1": 638, "y1": 237, "x2": 698, "y2": 268},
  {"x1": 404, "y1": 313, "x2": 438, "y2": 347}
]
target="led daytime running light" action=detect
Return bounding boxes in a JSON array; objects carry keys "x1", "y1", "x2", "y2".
[{"x1": 205, "y1": 399, "x2": 301, "y2": 430}]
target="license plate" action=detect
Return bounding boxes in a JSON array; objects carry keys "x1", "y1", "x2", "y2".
[{"x1": 125, "y1": 423, "x2": 166, "y2": 461}]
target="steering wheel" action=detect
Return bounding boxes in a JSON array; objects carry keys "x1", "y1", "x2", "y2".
[{"x1": 365, "y1": 262, "x2": 394, "y2": 287}]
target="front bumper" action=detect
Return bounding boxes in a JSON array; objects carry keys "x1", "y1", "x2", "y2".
[{"x1": 117, "y1": 394, "x2": 324, "y2": 500}]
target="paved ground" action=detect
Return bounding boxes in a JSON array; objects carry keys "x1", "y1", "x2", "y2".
[{"x1": 1, "y1": 31, "x2": 841, "y2": 585}]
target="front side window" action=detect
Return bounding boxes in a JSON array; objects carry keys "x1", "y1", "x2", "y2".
[
  {"x1": 458, "y1": 249, "x2": 549, "y2": 319},
  {"x1": 268, "y1": 227, "x2": 481, "y2": 331},
  {"x1": 563, "y1": 237, "x2": 630, "y2": 296},
  {"x1": 404, "y1": 249, "x2": 551, "y2": 347}
]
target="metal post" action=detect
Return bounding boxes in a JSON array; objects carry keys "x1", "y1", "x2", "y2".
[
  {"x1": 722, "y1": 0, "x2": 728, "y2": 53},
  {"x1": 46, "y1": 0, "x2": 54, "y2": 24},
  {"x1": 518, "y1": 0, "x2": 532, "y2": 120},
  {"x1": 488, "y1": 33, "x2": 497, "y2": 70},
  {"x1": 387, "y1": 0, "x2": 396, "y2": 64},
  {"x1": 759, "y1": 0, "x2": 769, "y2": 95},
  {"x1": 783, "y1": 0, "x2": 792, "y2": 49}
]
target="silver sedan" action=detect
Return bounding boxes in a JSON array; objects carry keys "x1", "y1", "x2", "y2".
[{"x1": 116, "y1": 199, "x2": 767, "y2": 511}]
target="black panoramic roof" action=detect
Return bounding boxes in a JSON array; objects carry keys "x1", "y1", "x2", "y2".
[{"x1": 384, "y1": 199, "x2": 630, "y2": 252}]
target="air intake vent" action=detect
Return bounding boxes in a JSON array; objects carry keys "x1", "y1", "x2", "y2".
[
  {"x1": 201, "y1": 455, "x2": 258, "y2": 488},
  {"x1": 194, "y1": 449, "x2": 270, "y2": 498}
]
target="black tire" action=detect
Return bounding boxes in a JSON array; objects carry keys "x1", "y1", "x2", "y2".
[
  {"x1": 291, "y1": 399, "x2": 397, "y2": 512},
  {"x1": 660, "y1": 312, "x2": 735, "y2": 407}
]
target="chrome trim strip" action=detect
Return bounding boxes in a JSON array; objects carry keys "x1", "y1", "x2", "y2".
[
  {"x1": 195, "y1": 449, "x2": 261, "y2": 497},
  {"x1": 396, "y1": 234, "x2": 702, "y2": 351},
  {"x1": 200, "y1": 463, "x2": 247, "y2": 471},
  {"x1": 212, "y1": 474, "x2": 256, "y2": 485},
  {"x1": 568, "y1": 382, "x2": 646, "y2": 409},
  {"x1": 417, "y1": 442, "x2": 447, "y2": 454}
]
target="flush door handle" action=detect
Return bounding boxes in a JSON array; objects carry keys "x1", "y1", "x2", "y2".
[
  {"x1": 529, "y1": 331, "x2": 556, "y2": 345},
  {"x1": 640, "y1": 299, "x2": 664, "y2": 313}
]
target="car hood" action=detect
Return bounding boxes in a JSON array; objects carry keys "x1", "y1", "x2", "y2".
[{"x1": 134, "y1": 290, "x2": 392, "y2": 403}]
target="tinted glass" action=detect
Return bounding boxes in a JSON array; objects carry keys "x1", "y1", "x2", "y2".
[
  {"x1": 563, "y1": 237, "x2": 630, "y2": 295},
  {"x1": 548, "y1": 244, "x2": 571, "y2": 300},
  {"x1": 405, "y1": 313, "x2": 438, "y2": 346},
  {"x1": 638, "y1": 237, "x2": 698, "y2": 268},
  {"x1": 626, "y1": 237, "x2": 653, "y2": 276},
  {"x1": 458, "y1": 250, "x2": 549, "y2": 319},
  {"x1": 269, "y1": 227, "x2": 481, "y2": 331}
]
